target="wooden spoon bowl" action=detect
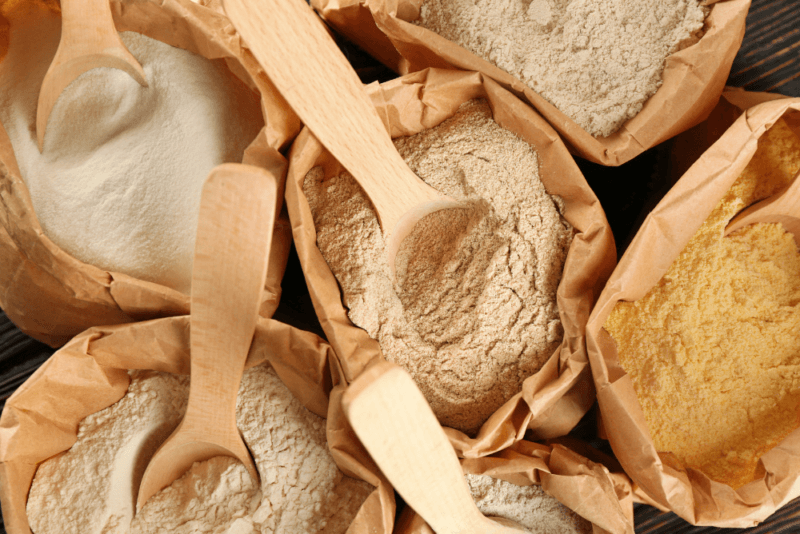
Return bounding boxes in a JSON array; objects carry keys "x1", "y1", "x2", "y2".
[
  {"x1": 222, "y1": 0, "x2": 467, "y2": 279},
  {"x1": 136, "y1": 163, "x2": 278, "y2": 510},
  {"x1": 342, "y1": 362, "x2": 528, "y2": 534},
  {"x1": 725, "y1": 168, "x2": 800, "y2": 241},
  {"x1": 36, "y1": 0, "x2": 147, "y2": 151}
]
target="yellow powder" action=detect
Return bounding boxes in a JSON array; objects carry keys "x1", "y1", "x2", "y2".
[{"x1": 604, "y1": 119, "x2": 800, "y2": 489}]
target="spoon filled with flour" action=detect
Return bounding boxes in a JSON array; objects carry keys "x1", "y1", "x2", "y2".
[{"x1": 304, "y1": 99, "x2": 573, "y2": 435}]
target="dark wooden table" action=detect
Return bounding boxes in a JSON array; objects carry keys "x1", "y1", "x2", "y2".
[{"x1": 1, "y1": 0, "x2": 799, "y2": 532}]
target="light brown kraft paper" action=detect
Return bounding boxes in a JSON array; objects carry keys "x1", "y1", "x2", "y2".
[
  {"x1": 310, "y1": 0, "x2": 748, "y2": 166},
  {"x1": 284, "y1": 68, "x2": 616, "y2": 457},
  {"x1": 0, "y1": 0, "x2": 302, "y2": 347},
  {"x1": 392, "y1": 438, "x2": 637, "y2": 534},
  {"x1": 668, "y1": 87, "x2": 792, "y2": 184},
  {"x1": 0, "y1": 316, "x2": 395, "y2": 534},
  {"x1": 585, "y1": 95, "x2": 800, "y2": 528}
]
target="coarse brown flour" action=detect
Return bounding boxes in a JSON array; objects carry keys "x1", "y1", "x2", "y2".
[
  {"x1": 416, "y1": 0, "x2": 707, "y2": 137},
  {"x1": 304, "y1": 100, "x2": 573, "y2": 435},
  {"x1": 466, "y1": 474, "x2": 592, "y2": 533},
  {"x1": 0, "y1": 5, "x2": 264, "y2": 294},
  {"x1": 26, "y1": 365, "x2": 373, "y2": 534}
]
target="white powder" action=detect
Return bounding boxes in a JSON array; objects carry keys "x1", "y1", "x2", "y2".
[
  {"x1": 27, "y1": 365, "x2": 373, "y2": 534},
  {"x1": 0, "y1": 7, "x2": 264, "y2": 293},
  {"x1": 304, "y1": 100, "x2": 572, "y2": 435},
  {"x1": 417, "y1": 0, "x2": 707, "y2": 137},
  {"x1": 26, "y1": 370, "x2": 190, "y2": 534},
  {"x1": 466, "y1": 474, "x2": 592, "y2": 534},
  {"x1": 234, "y1": 365, "x2": 372, "y2": 534},
  {"x1": 130, "y1": 456, "x2": 262, "y2": 534}
]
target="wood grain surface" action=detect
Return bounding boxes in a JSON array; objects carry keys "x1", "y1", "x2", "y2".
[{"x1": 1, "y1": 1, "x2": 799, "y2": 533}]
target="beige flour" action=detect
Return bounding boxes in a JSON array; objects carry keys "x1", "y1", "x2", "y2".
[
  {"x1": 304, "y1": 99, "x2": 573, "y2": 435},
  {"x1": 604, "y1": 119, "x2": 800, "y2": 489},
  {"x1": 466, "y1": 474, "x2": 592, "y2": 533},
  {"x1": 27, "y1": 365, "x2": 373, "y2": 534},
  {"x1": 417, "y1": 0, "x2": 707, "y2": 137},
  {"x1": 27, "y1": 370, "x2": 190, "y2": 534}
]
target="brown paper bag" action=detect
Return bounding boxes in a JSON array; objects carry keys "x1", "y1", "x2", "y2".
[
  {"x1": 285, "y1": 68, "x2": 616, "y2": 457},
  {"x1": 585, "y1": 94, "x2": 800, "y2": 527},
  {"x1": 0, "y1": 0, "x2": 302, "y2": 347},
  {"x1": 393, "y1": 438, "x2": 636, "y2": 534},
  {"x1": 310, "y1": 0, "x2": 749, "y2": 166},
  {"x1": 0, "y1": 315, "x2": 395, "y2": 534}
]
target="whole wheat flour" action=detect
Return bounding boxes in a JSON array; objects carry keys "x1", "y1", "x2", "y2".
[
  {"x1": 417, "y1": 0, "x2": 707, "y2": 137},
  {"x1": 604, "y1": 119, "x2": 800, "y2": 489},
  {"x1": 0, "y1": 6, "x2": 264, "y2": 293},
  {"x1": 304, "y1": 99, "x2": 573, "y2": 435},
  {"x1": 27, "y1": 365, "x2": 373, "y2": 534},
  {"x1": 466, "y1": 474, "x2": 592, "y2": 533}
]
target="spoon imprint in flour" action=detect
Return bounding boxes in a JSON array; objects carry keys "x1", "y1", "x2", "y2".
[
  {"x1": 36, "y1": 0, "x2": 147, "y2": 152},
  {"x1": 724, "y1": 168, "x2": 800, "y2": 242},
  {"x1": 136, "y1": 163, "x2": 277, "y2": 511},
  {"x1": 342, "y1": 362, "x2": 529, "y2": 534},
  {"x1": 222, "y1": 0, "x2": 469, "y2": 278}
]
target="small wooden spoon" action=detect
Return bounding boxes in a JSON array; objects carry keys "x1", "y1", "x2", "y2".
[
  {"x1": 724, "y1": 170, "x2": 800, "y2": 241},
  {"x1": 36, "y1": 0, "x2": 147, "y2": 152},
  {"x1": 342, "y1": 362, "x2": 528, "y2": 534},
  {"x1": 222, "y1": 0, "x2": 463, "y2": 277},
  {"x1": 136, "y1": 163, "x2": 277, "y2": 510}
]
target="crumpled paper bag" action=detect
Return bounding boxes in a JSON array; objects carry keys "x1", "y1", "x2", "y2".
[
  {"x1": 391, "y1": 436, "x2": 638, "y2": 534},
  {"x1": 310, "y1": 0, "x2": 749, "y2": 166},
  {"x1": 0, "y1": 0, "x2": 302, "y2": 347},
  {"x1": 585, "y1": 92, "x2": 800, "y2": 527},
  {"x1": 284, "y1": 68, "x2": 616, "y2": 458},
  {"x1": 0, "y1": 315, "x2": 395, "y2": 534}
]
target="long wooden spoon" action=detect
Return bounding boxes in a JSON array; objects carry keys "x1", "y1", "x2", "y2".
[
  {"x1": 36, "y1": 0, "x2": 147, "y2": 152},
  {"x1": 725, "y1": 169, "x2": 800, "y2": 241},
  {"x1": 342, "y1": 362, "x2": 528, "y2": 534},
  {"x1": 136, "y1": 163, "x2": 277, "y2": 510},
  {"x1": 222, "y1": 0, "x2": 463, "y2": 277}
]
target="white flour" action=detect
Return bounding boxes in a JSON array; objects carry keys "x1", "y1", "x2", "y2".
[
  {"x1": 417, "y1": 0, "x2": 707, "y2": 137},
  {"x1": 27, "y1": 365, "x2": 373, "y2": 534},
  {"x1": 304, "y1": 100, "x2": 572, "y2": 435},
  {"x1": 0, "y1": 6, "x2": 264, "y2": 293},
  {"x1": 466, "y1": 474, "x2": 592, "y2": 533}
]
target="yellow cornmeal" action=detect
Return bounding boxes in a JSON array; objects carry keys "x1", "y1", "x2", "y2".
[{"x1": 605, "y1": 119, "x2": 800, "y2": 489}]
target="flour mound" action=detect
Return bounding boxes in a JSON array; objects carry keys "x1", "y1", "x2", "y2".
[
  {"x1": 26, "y1": 371, "x2": 189, "y2": 534},
  {"x1": 305, "y1": 100, "x2": 572, "y2": 435},
  {"x1": 27, "y1": 365, "x2": 373, "y2": 534},
  {"x1": 236, "y1": 365, "x2": 373, "y2": 534},
  {"x1": 417, "y1": 0, "x2": 707, "y2": 137},
  {"x1": 0, "y1": 7, "x2": 264, "y2": 293},
  {"x1": 130, "y1": 457, "x2": 261, "y2": 534},
  {"x1": 466, "y1": 474, "x2": 592, "y2": 533}
]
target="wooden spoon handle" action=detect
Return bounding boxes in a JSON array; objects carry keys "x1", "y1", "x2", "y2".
[
  {"x1": 58, "y1": 0, "x2": 135, "y2": 52},
  {"x1": 136, "y1": 163, "x2": 276, "y2": 510},
  {"x1": 222, "y1": 0, "x2": 440, "y2": 232},
  {"x1": 186, "y1": 163, "x2": 276, "y2": 428},
  {"x1": 342, "y1": 362, "x2": 526, "y2": 534}
]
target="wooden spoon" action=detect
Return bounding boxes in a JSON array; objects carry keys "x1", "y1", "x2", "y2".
[
  {"x1": 36, "y1": 0, "x2": 147, "y2": 152},
  {"x1": 136, "y1": 163, "x2": 277, "y2": 510},
  {"x1": 342, "y1": 362, "x2": 528, "y2": 534},
  {"x1": 724, "y1": 169, "x2": 800, "y2": 241},
  {"x1": 222, "y1": 0, "x2": 463, "y2": 277}
]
